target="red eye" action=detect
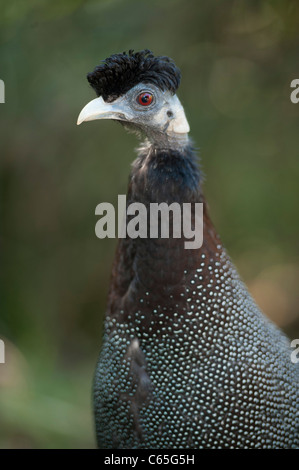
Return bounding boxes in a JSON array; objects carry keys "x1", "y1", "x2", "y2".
[{"x1": 137, "y1": 92, "x2": 153, "y2": 106}]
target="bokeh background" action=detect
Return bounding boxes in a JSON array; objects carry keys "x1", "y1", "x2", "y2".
[{"x1": 1, "y1": 0, "x2": 299, "y2": 448}]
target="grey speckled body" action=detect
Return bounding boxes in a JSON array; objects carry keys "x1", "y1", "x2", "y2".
[{"x1": 93, "y1": 145, "x2": 299, "y2": 449}]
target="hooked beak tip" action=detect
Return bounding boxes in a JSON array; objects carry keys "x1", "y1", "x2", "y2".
[{"x1": 76, "y1": 96, "x2": 125, "y2": 127}]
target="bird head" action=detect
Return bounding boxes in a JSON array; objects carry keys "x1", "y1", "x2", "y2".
[{"x1": 77, "y1": 50, "x2": 189, "y2": 146}]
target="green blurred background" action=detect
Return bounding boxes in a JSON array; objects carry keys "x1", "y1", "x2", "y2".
[{"x1": 0, "y1": 0, "x2": 299, "y2": 448}]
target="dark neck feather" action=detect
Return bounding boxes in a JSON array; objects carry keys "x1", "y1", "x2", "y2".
[
  {"x1": 107, "y1": 142, "x2": 223, "y2": 324},
  {"x1": 131, "y1": 141, "x2": 201, "y2": 203}
]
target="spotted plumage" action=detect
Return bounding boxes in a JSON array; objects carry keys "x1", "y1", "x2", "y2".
[{"x1": 78, "y1": 51, "x2": 299, "y2": 449}]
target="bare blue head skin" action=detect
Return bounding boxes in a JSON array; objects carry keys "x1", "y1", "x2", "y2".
[
  {"x1": 77, "y1": 49, "x2": 189, "y2": 149},
  {"x1": 77, "y1": 82, "x2": 190, "y2": 149}
]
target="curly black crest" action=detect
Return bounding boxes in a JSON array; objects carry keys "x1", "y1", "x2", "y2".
[{"x1": 87, "y1": 50, "x2": 181, "y2": 102}]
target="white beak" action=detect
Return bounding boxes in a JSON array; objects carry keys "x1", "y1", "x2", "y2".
[
  {"x1": 77, "y1": 93, "x2": 190, "y2": 135},
  {"x1": 77, "y1": 96, "x2": 128, "y2": 125}
]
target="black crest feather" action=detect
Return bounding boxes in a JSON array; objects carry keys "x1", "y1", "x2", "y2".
[{"x1": 87, "y1": 49, "x2": 181, "y2": 102}]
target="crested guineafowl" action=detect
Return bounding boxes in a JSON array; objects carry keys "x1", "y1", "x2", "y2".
[{"x1": 78, "y1": 50, "x2": 299, "y2": 449}]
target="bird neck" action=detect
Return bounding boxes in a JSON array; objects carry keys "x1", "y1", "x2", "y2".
[
  {"x1": 106, "y1": 142, "x2": 223, "y2": 324},
  {"x1": 140, "y1": 131, "x2": 190, "y2": 152},
  {"x1": 132, "y1": 140, "x2": 201, "y2": 203}
]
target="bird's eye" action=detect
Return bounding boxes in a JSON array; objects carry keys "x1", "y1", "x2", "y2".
[{"x1": 137, "y1": 92, "x2": 153, "y2": 106}]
